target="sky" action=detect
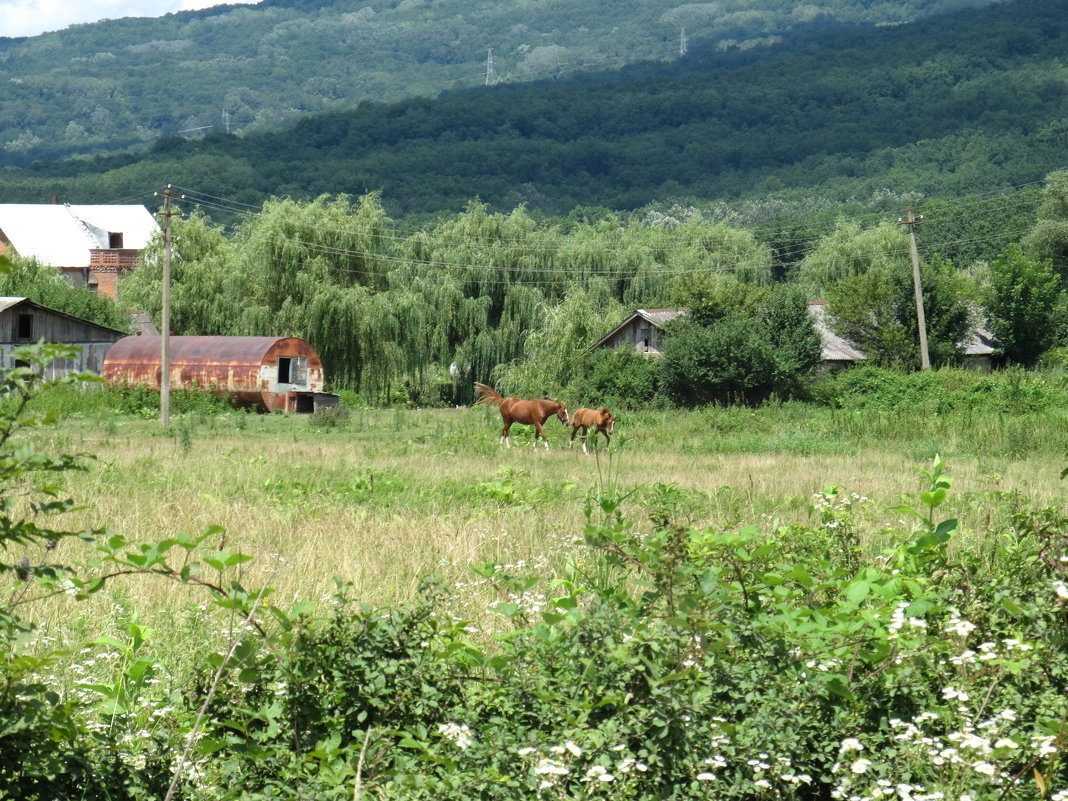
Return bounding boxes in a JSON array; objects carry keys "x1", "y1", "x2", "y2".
[{"x1": 0, "y1": 0, "x2": 255, "y2": 38}]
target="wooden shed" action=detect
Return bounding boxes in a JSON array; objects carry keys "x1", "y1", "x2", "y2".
[
  {"x1": 102, "y1": 335, "x2": 339, "y2": 413},
  {"x1": 586, "y1": 308, "x2": 688, "y2": 355},
  {"x1": 0, "y1": 296, "x2": 128, "y2": 378}
]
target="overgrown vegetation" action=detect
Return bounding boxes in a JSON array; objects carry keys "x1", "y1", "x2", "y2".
[{"x1": 68, "y1": 168, "x2": 1059, "y2": 408}]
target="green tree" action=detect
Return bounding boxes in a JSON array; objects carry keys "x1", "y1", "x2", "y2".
[
  {"x1": 492, "y1": 285, "x2": 622, "y2": 398},
  {"x1": 659, "y1": 316, "x2": 778, "y2": 406},
  {"x1": 119, "y1": 207, "x2": 237, "y2": 334},
  {"x1": 828, "y1": 268, "x2": 913, "y2": 367},
  {"x1": 986, "y1": 243, "x2": 1061, "y2": 365},
  {"x1": 1021, "y1": 169, "x2": 1068, "y2": 280},
  {"x1": 761, "y1": 283, "x2": 823, "y2": 393},
  {"x1": 795, "y1": 220, "x2": 910, "y2": 299},
  {"x1": 828, "y1": 254, "x2": 971, "y2": 369}
]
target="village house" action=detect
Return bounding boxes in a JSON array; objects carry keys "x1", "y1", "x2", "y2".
[{"x1": 0, "y1": 203, "x2": 158, "y2": 299}]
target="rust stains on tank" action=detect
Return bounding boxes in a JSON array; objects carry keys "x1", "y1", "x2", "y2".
[{"x1": 103, "y1": 335, "x2": 326, "y2": 411}]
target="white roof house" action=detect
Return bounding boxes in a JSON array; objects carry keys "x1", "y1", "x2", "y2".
[
  {"x1": 0, "y1": 204, "x2": 158, "y2": 267},
  {"x1": 0, "y1": 203, "x2": 159, "y2": 298}
]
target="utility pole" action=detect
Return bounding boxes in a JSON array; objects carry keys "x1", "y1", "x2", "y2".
[
  {"x1": 899, "y1": 206, "x2": 930, "y2": 370},
  {"x1": 155, "y1": 186, "x2": 177, "y2": 429},
  {"x1": 485, "y1": 48, "x2": 497, "y2": 86}
]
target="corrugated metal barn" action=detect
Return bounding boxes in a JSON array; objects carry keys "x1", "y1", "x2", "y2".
[
  {"x1": 103, "y1": 335, "x2": 339, "y2": 412},
  {"x1": 0, "y1": 297, "x2": 128, "y2": 378}
]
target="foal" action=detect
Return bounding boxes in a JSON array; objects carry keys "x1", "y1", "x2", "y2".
[{"x1": 568, "y1": 407, "x2": 616, "y2": 454}]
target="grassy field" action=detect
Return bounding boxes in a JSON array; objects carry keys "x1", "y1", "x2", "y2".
[{"x1": 18, "y1": 397, "x2": 1067, "y2": 646}]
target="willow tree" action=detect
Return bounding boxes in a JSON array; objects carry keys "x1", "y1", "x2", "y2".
[
  {"x1": 233, "y1": 193, "x2": 393, "y2": 315},
  {"x1": 668, "y1": 217, "x2": 774, "y2": 286},
  {"x1": 119, "y1": 207, "x2": 238, "y2": 334},
  {"x1": 403, "y1": 203, "x2": 563, "y2": 319},
  {"x1": 794, "y1": 220, "x2": 910, "y2": 299},
  {"x1": 493, "y1": 284, "x2": 623, "y2": 399}
]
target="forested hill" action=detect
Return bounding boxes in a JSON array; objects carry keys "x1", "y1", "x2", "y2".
[
  {"x1": 0, "y1": 0, "x2": 996, "y2": 167},
  {"x1": 4, "y1": 0, "x2": 1064, "y2": 220}
]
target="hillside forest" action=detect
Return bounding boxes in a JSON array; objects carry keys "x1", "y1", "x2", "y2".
[
  {"x1": 0, "y1": 0, "x2": 998, "y2": 167},
  {"x1": 2, "y1": 0, "x2": 1066, "y2": 219}
]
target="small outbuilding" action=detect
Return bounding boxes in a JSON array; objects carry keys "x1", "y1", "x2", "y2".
[
  {"x1": 103, "y1": 335, "x2": 339, "y2": 413},
  {"x1": 586, "y1": 308, "x2": 688, "y2": 355},
  {"x1": 0, "y1": 296, "x2": 128, "y2": 378}
]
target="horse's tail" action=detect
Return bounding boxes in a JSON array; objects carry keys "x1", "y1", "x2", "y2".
[{"x1": 473, "y1": 382, "x2": 504, "y2": 407}]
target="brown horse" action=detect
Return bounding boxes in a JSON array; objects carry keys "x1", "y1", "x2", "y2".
[
  {"x1": 568, "y1": 407, "x2": 616, "y2": 454},
  {"x1": 473, "y1": 382, "x2": 569, "y2": 449}
]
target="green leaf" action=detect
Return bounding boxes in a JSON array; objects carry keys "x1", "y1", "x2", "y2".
[
  {"x1": 844, "y1": 580, "x2": 870, "y2": 604},
  {"x1": 920, "y1": 488, "x2": 946, "y2": 509},
  {"x1": 787, "y1": 566, "x2": 814, "y2": 589},
  {"x1": 934, "y1": 519, "x2": 957, "y2": 540},
  {"x1": 1000, "y1": 597, "x2": 1025, "y2": 615},
  {"x1": 490, "y1": 603, "x2": 520, "y2": 617}
]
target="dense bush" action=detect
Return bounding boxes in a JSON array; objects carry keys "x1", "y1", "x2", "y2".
[
  {"x1": 182, "y1": 465, "x2": 1068, "y2": 800},
  {"x1": 809, "y1": 365, "x2": 1067, "y2": 414},
  {"x1": 660, "y1": 317, "x2": 779, "y2": 406},
  {"x1": 567, "y1": 347, "x2": 661, "y2": 408}
]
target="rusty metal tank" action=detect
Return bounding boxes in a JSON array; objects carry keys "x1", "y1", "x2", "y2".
[{"x1": 103, "y1": 335, "x2": 328, "y2": 412}]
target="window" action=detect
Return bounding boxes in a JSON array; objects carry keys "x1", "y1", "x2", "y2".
[
  {"x1": 109, "y1": 232, "x2": 124, "y2": 248},
  {"x1": 277, "y1": 357, "x2": 308, "y2": 386},
  {"x1": 16, "y1": 313, "x2": 33, "y2": 341}
]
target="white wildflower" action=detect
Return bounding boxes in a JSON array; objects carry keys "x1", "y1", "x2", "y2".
[
  {"x1": 534, "y1": 758, "x2": 569, "y2": 776},
  {"x1": 437, "y1": 722, "x2": 473, "y2": 750}
]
